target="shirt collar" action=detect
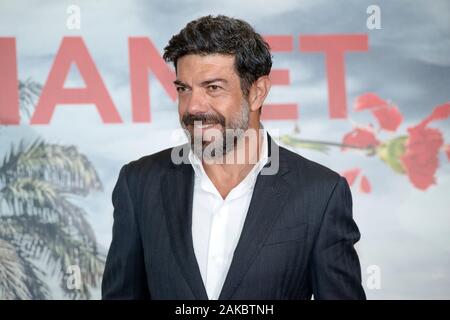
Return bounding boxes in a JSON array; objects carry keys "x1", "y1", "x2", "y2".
[{"x1": 188, "y1": 126, "x2": 269, "y2": 200}]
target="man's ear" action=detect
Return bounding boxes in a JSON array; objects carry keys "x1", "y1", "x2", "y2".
[{"x1": 248, "y1": 75, "x2": 271, "y2": 112}]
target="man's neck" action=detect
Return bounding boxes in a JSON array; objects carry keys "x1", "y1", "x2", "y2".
[{"x1": 202, "y1": 124, "x2": 264, "y2": 199}]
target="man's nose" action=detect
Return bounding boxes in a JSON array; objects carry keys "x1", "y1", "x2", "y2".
[{"x1": 185, "y1": 88, "x2": 209, "y2": 114}]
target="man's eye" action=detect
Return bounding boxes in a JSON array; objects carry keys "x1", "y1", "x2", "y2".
[
  {"x1": 176, "y1": 87, "x2": 187, "y2": 93},
  {"x1": 207, "y1": 85, "x2": 220, "y2": 91}
]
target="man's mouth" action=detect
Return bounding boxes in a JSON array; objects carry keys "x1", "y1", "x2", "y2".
[
  {"x1": 193, "y1": 122, "x2": 216, "y2": 129},
  {"x1": 190, "y1": 122, "x2": 223, "y2": 142}
]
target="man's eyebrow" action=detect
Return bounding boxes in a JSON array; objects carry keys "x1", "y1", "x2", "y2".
[
  {"x1": 200, "y1": 78, "x2": 228, "y2": 86},
  {"x1": 173, "y1": 78, "x2": 228, "y2": 87},
  {"x1": 173, "y1": 80, "x2": 190, "y2": 87}
]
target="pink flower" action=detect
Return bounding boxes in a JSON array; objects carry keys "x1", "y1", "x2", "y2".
[
  {"x1": 342, "y1": 127, "x2": 380, "y2": 151},
  {"x1": 353, "y1": 93, "x2": 403, "y2": 131},
  {"x1": 400, "y1": 126, "x2": 443, "y2": 190},
  {"x1": 341, "y1": 168, "x2": 371, "y2": 194},
  {"x1": 360, "y1": 175, "x2": 371, "y2": 193},
  {"x1": 342, "y1": 168, "x2": 361, "y2": 185},
  {"x1": 372, "y1": 105, "x2": 403, "y2": 132},
  {"x1": 418, "y1": 103, "x2": 450, "y2": 127},
  {"x1": 400, "y1": 103, "x2": 450, "y2": 190},
  {"x1": 354, "y1": 93, "x2": 387, "y2": 111}
]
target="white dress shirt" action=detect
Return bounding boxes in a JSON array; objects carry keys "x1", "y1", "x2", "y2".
[{"x1": 189, "y1": 128, "x2": 269, "y2": 300}]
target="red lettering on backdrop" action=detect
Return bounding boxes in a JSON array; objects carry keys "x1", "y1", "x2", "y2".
[
  {"x1": 30, "y1": 37, "x2": 121, "y2": 124},
  {"x1": 300, "y1": 35, "x2": 368, "y2": 118},
  {"x1": 263, "y1": 35, "x2": 298, "y2": 120},
  {"x1": 0, "y1": 38, "x2": 19, "y2": 124},
  {"x1": 1, "y1": 34, "x2": 370, "y2": 125},
  {"x1": 129, "y1": 37, "x2": 177, "y2": 122}
]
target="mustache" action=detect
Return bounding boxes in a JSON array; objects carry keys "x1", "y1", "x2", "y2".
[{"x1": 182, "y1": 112, "x2": 226, "y2": 127}]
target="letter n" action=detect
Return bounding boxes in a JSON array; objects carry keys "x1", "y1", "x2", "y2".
[{"x1": 129, "y1": 37, "x2": 177, "y2": 122}]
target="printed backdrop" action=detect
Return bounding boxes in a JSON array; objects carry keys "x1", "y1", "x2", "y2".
[{"x1": 1, "y1": 0, "x2": 449, "y2": 299}]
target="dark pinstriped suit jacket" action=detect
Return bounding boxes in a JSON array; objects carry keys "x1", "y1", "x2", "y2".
[{"x1": 102, "y1": 134, "x2": 366, "y2": 300}]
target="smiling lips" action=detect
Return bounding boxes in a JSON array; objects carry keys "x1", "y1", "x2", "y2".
[
  {"x1": 191, "y1": 122, "x2": 222, "y2": 140},
  {"x1": 194, "y1": 123, "x2": 215, "y2": 129}
]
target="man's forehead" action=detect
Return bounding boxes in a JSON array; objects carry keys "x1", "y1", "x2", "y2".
[{"x1": 176, "y1": 53, "x2": 236, "y2": 75}]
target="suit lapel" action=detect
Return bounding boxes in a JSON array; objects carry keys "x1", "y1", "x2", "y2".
[
  {"x1": 162, "y1": 135, "x2": 291, "y2": 300},
  {"x1": 219, "y1": 135, "x2": 291, "y2": 299},
  {"x1": 161, "y1": 149, "x2": 209, "y2": 300}
]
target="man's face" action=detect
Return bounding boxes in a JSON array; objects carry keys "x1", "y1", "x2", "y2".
[{"x1": 175, "y1": 54, "x2": 250, "y2": 160}]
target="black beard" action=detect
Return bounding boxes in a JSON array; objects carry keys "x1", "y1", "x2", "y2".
[{"x1": 181, "y1": 112, "x2": 226, "y2": 128}]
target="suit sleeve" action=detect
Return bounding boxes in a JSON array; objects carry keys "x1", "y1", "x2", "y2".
[
  {"x1": 101, "y1": 164, "x2": 151, "y2": 299},
  {"x1": 310, "y1": 176, "x2": 366, "y2": 300}
]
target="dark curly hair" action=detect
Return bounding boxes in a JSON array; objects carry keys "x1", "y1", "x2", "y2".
[{"x1": 163, "y1": 15, "x2": 272, "y2": 97}]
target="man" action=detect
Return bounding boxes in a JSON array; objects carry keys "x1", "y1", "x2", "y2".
[{"x1": 102, "y1": 15, "x2": 366, "y2": 300}]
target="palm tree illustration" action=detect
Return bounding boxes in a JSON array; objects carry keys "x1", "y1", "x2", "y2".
[{"x1": 0, "y1": 79, "x2": 104, "y2": 299}]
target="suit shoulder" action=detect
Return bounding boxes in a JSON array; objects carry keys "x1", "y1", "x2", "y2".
[
  {"x1": 121, "y1": 145, "x2": 182, "y2": 181},
  {"x1": 279, "y1": 145, "x2": 341, "y2": 187},
  {"x1": 128, "y1": 146, "x2": 173, "y2": 168}
]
